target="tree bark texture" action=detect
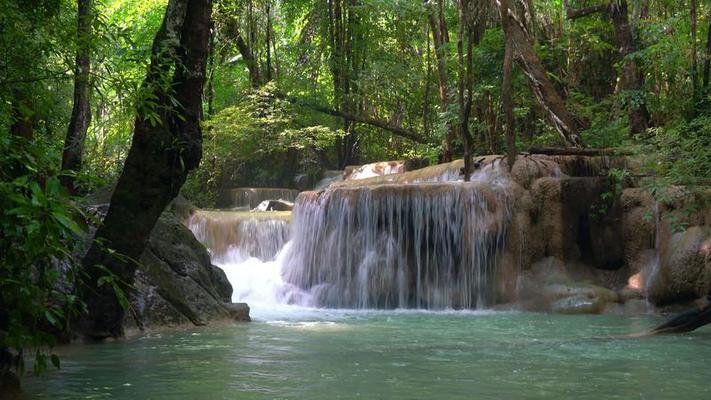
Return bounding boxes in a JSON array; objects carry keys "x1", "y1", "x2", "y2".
[
  {"x1": 80, "y1": 0, "x2": 212, "y2": 339},
  {"x1": 61, "y1": 0, "x2": 93, "y2": 192}
]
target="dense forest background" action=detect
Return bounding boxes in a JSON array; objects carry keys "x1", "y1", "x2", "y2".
[
  {"x1": 1, "y1": 0, "x2": 711, "y2": 381},
  {"x1": 4, "y1": 0, "x2": 711, "y2": 204}
]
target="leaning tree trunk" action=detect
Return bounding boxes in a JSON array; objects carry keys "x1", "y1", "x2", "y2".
[
  {"x1": 61, "y1": 0, "x2": 93, "y2": 192},
  {"x1": 648, "y1": 296, "x2": 711, "y2": 335},
  {"x1": 499, "y1": 1, "x2": 585, "y2": 147},
  {"x1": 80, "y1": 0, "x2": 212, "y2": 339}
]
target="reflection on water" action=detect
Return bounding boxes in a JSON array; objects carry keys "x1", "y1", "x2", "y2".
[{"x1": 23, "y1": 310, "x2": 711, "y2": 400}]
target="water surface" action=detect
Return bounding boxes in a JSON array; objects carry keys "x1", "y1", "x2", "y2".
[{"x1": 24, "y1": 309, "x2": 711, "y2": 399}]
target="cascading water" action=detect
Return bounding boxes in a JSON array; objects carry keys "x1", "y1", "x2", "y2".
[
  {"x1": 187, "y1": 210, "x2": 289, "y2": 263},
  {"x1": 188, "y1": 160, "x2": 513, "y2": 311},
  {"x1": 282, "y1": 182, "x2": 511, "y2": 309},
  {"x1": 186, "y1": 210, "x2": 306, "y2": 307}
]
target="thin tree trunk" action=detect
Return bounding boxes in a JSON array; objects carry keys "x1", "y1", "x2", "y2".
[
  {"x1": 704, "y1": 16, "x2": 711, "y2": 89},
  {"x1": 423, "y1": 23, "x2": 432, "y2": 136},
  {"x1": 427, "y1": 0, "x2": 455, "y2": 161},
  {"x1": 499, "y1": 0, "x2": 516, "y2": 170},
  {"x1": 61, "y1": 0, "x2": 93, "y2": 192},
  {"x1": 235, "y1": 29, "x2": 261, "y2": 87},
  {"x1": 691, "y1": 0, "x2": 698, "y2": 105},
  {"x1": 205, "y1": 22, "x2": 216, "y2": 117},
  {"x1": 80, "y1": 0, "x2": 211, "y2": 339},
  {"x1": 609, "y1": 1, "x2": 649, "y2": 135},
  {"x1": 458, "y1": 0, "x2": 476, "y2": 181},
  {"x1": 458, "y1": 0, "x2": 467, "y2": 179},
  {"x1": 269, "y1": 0, "x2": 280, "y2": 81},
  {"x1": 265, "y1": 0, "x2": 272, "y2": 82}
]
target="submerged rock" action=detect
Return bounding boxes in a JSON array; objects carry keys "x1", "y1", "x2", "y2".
[{"x1": 517, "y1": 257, "x2": 621, "y2": 314}]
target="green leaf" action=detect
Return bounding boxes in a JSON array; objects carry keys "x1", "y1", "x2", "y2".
[{"x1": 52, "y1": 212, "x2": 84, "y2": 235}]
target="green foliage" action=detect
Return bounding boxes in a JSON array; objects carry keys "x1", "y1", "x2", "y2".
[
  {"x1": 0, "y1": 133, "x2": 86, "y2": 376},
  {"x1": 183, "y1": 84, "x2": 342, "y2": 206},
  {"x1": 641, "y1": 115, "x2": 711, "y2": 187}
]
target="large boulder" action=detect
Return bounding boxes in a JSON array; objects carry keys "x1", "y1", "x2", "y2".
[
  {"x1": 646, "y1": 226, "x2": 711, "y2": 305},
  {"x1": 124, "y1": 212, "x2": 250, "y2": 333},
  {"x1": 81, "y1": 189, "x2": 249, "y2": 334}
]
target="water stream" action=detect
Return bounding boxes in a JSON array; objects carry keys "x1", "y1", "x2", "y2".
[
  {"x1": 24, "y1": 311, "x2": 711, "y2": 399},
  {"x1": 22, "y1": 162, "x2": 711, "y2": 398}
]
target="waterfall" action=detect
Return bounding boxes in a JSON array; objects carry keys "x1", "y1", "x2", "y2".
[
  {"x1": 187, "y1": 210, "x2": 289, "y2": 263},
  {"x1": 189, "y1": 160, "x2": 513, "y2": 310},
  {"x1": 282, "y1": 182, "x2": 512, "y2": 309}
]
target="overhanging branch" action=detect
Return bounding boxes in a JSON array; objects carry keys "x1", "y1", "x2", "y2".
[{"x1": 274, "y1": 92, "x2": 432, "y2": 144}]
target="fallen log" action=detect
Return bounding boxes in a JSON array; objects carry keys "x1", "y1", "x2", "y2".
[{"x1": 648, "y1": 296, "x2": 711, "y2": 335}]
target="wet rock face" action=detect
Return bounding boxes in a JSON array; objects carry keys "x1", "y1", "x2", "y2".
[
  {"x1": 125, "y1": 212, "x2": 250, "y2": 331},
  {"x1": 526, "y1": 176, "x2": 625, "y2": 270},
  {"x1": 646, "y1": 226, "x2": 711, "y2": 304},
  {"x1": 516, "y1": 257, "x2": 621, "y2": 314}
]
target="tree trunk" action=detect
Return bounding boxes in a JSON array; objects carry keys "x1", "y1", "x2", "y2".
[
  {"x1": 205, "y1": 24, "x2": 216, "y2": 117},
  {"x1": 61, "y1": 0, "x2": 93, "y2": 192},
  {"x1": 704, "y1": 16, "x2": 711, "y2": 89},
  {"x1": 609, "y1": 1, "x2": 649, "y2": 135},
  {"x1": 9, "y1": 89, "x2": 33, "y2": 139},
  {"x1": 566, "y1": 1, "x2": 649, "y2": 136},
  {"x1": 427, "y1": 0, "x2": 455, "y2": 161},
  {"x1": 265, "y1": 0, "x2": 272, "y2": 82},
  {"x1": 500, "y1": 0, "x2": 516, "y2": 170},
  {"x1": 79, "y1": 0, "x2": 211, "y2": 339},
  {"x1": 458, "y1": 0, "x2": 477, "y2": 181},
  {"x1": 235, "y1": 29, "x2": 261, "y2": 87},
  {"x1": 689, "y1": 0, "x2": 699, "y2": 103},
  {"x1": 648, "y1": 296, "x2": 711, "y2": 335},
  {"x1": 500, "y1": 1, "x2": 585, "y2": 147}
]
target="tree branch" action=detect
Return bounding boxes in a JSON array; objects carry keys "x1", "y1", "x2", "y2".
[
  {"x1": 565, "y1": 2, "x2": 610, "y2": 20},
  {"x1": 274, "y1": 92, "x2": 432, "y2": 144}
]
